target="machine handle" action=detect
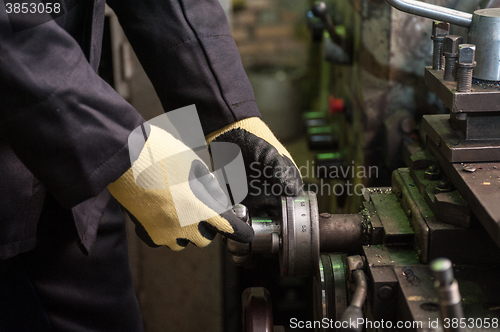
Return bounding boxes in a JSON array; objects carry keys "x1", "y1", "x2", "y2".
[
  {"x1": 386, "y1": 0, "x2": 473, "y2": 28},
  {"x1": 311, "y1": 2, "x2": 343, "y2": 46}
]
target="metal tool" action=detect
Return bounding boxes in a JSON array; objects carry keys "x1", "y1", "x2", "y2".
[
  {"x1": 430, "y1": 258, "x2": 466, "y2": 332},
  {"x1": 387, "y1": 0, "x2": 500, "y2": 81}
]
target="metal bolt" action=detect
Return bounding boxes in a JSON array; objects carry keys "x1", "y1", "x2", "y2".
[
  {"x1": 424, "y1": 165, "x2": 440, "y2": 180},
  {"x1": 435, "y1": 180, "x2": 451, "y2": 193},
  {"x1": 443, "y1": 35, "x2": 463, "y2": 81},
  {"x1": 377, "y1": 285, "x2": 395, "y2": 301},
  {"x1": 457, "y1": 44, "x2": 476, "y2": 92},
  {"x1": 431, "y1": 21, "x2": 450, "y2": 70}
]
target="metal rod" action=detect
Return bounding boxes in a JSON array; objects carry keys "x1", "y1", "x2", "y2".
[
  {"x1": 431, "y1": 258, "x2": 466, "y2": 332},
  {"x1": 319, "y1": 213, "x2": 364, "y2": 253},
  {"x1": 386, "y1": 0, "x2": 473, "y2": 28},
  {"x1": 351, "y1": 270, "x2": 368, "y2": 308}
]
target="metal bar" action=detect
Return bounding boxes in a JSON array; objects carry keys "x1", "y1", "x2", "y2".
[
  {"x1": 351, "y1": 270, "x2": 368, "y2": 309},
  {"x1": 386, "y1": 0, "x2": 473, "y2": 28}
]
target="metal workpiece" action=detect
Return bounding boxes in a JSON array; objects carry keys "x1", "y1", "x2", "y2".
[
  {"x1": 226, "y1": 204, "x2": 252, "y2": 266},
  {"x1": 251, "y1": 218, "x2": 280, "y2": 254},
  {"x1": 430, "y1": 258, "x2": 466, "y2": 332},
  {"x1": 386, "y1": 0, "x2": 473, "y2": 28},
  {"x1": 431, "y1": 21, "x2": 450, "y2": 71},
  {"x1": 443, "y1": 35, "x2": 463, "y2": 81},
  {"x1": 468, "y1": 9, "x2": 500, "y2": 81},
  {"x1": 456, "y1": 44, "x2": 476, "y2": 93},
  {"x1": 318, "y1": 213, "x2": 365, "y2": 253}
]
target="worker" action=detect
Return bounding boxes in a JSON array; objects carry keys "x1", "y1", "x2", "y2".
[{"x1": 0, "y1": 0, "x2": 302, "y2": 330}]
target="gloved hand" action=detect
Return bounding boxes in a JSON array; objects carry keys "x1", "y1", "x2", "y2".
[
  {"x1": 206, "y1": 117, "x2": 303, "y2": 216},
  {"x1": 108, "y1": 124, "x2": 254, "y2": 250}
]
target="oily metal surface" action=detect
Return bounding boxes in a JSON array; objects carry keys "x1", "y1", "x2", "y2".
[
  {"x1": 425, "y1": 67, "x2": 500, "y2": 113},
  {"x1": 393, "y1": 167, "x2": 500, "y2": 264},
  {"x1": 423, "y1": 114, "x2": 500, "y2": 163},
  {"x1": 428, "y1": 140, "x2": 500, "y2": 246}
]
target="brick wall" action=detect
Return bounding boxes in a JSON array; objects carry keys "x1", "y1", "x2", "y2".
[{"x1": 231, "y1": 0, "x2": 308, "y2": 68}]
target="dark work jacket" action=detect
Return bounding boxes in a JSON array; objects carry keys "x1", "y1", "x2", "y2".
[{"x1": 0, "y1": 0, "x2": 260, "y2": 260}]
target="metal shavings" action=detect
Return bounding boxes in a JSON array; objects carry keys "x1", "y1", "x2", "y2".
[
  {"x1": 483, "y1": 182, "x2": 491, "y2": 185},
  {"x1": 472, "y1": 78, "x2": 500, "y2": 88},
  {"x1": 463, "y1": 165, "x2": 476, "y2": 173}
]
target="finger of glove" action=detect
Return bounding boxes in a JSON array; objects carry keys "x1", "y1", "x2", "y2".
[
  {"x1": 189, "y1": 159, "x2": 231, "y2": 214},
  {"x1": 125, "y1": 210, "x2": 161, "y2": 248},
  {"x1": 269, "y1": 153, "x2": 303, "y2": 196},
  {"x1": 241, "y1": 194, "x2": 282, "y2": 218},
  {"x1": 212, "y1": 129, "x2": 302, "y2": 197},
  {"x1": 169, "y1": 223, "x2": 213, "y2": 250},
  {"x1": 248, "y1": 138, "x2": 302, "y2": 197},
  {"x1": 205, "y1": 212, "x2": 254, "y2": 243}
]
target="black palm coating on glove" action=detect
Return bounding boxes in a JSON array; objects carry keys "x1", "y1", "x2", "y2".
[
  {"x1": 211, "y1": 128, "x2": 302, "y2": 217},
  {"x1": 126, "y1": 211, "x2": 160, "y2": 248}
]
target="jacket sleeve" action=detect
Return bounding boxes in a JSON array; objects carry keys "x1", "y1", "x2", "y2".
[
  {"x1": 106, "y1": 0, "x2": 262, "y2": 135},
  {"x1": 0, "y1": 3, "x2": 145, "y2": 208}
]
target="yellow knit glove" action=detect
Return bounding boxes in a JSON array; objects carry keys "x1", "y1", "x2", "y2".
[{"x1": 108, "y1": 124, "x2": 254, "y2": 250}]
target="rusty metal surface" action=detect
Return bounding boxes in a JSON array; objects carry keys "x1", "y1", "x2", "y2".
[
  {"x1": 423, "y1": 114, "x2": 500, "y2": 162},
  {"x1": 428, "y1": 139, "x2": 500, "y2": 246}
]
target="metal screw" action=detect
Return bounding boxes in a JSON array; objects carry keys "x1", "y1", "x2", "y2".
[
  {"x1": 457, "y1": 44, "x2": 476, "y2": 92},
  {"x1": 431, "y1": 21, "x2": 450, "y2": 70},
  {"x1": 443, "y1": 35, "x2": 463, "y2": 81}
]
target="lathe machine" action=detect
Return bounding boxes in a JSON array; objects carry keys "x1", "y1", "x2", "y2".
[{"x1": 225, "y1": 1, "x2": 500, "y2": 331}]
